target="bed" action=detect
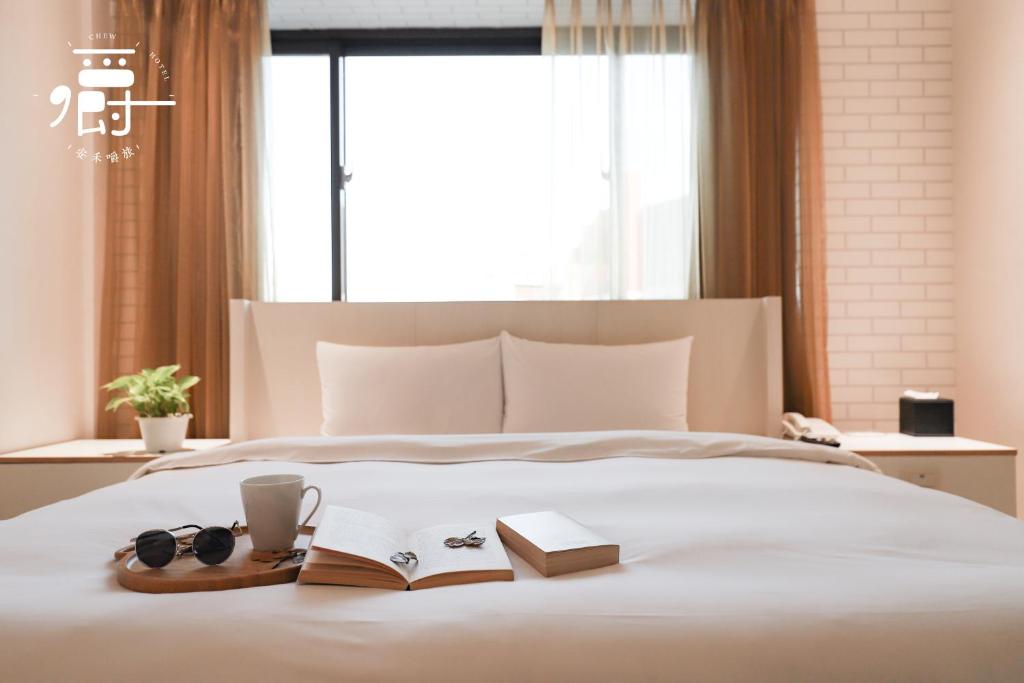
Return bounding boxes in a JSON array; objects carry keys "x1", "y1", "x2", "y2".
[
  {"x1": 2, "y1": 298, "x2": 1023, "y2": 682},
  {"x1": 3, "y1": 432, "x2": 1024, "y2": 681}
]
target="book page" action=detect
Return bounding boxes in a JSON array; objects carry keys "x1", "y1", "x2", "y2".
[
  {"x1": 406, "y1": 523, "x2": 512, "y2": 583},
  {"x1": 310, "y1": 506, "x2": 412, "y2": 581}
]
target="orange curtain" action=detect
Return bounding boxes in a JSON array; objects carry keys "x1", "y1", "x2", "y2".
[
  {"x1": 97, "y1": 0, "x2": 269, "y2": 437},
  {"x1": 693, "y1": 0, "x2": 831, "y2": 418}
]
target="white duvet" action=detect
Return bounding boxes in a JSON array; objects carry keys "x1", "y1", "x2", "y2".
[{"x1": 2, "y1": 431, "x2": 1023, "y2": 682}]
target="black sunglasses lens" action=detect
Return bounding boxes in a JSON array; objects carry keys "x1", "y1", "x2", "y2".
[
  {"x1": 135, "y1": 529, "x2": 176, "y2": 568},
  {"x1": 192, "y1": 526, "x2": 235, "y2": 566}
]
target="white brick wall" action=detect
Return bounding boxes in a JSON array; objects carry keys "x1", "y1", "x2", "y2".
[{"x1": 817, "y1": 0, "x2": 954, "y2": 431}]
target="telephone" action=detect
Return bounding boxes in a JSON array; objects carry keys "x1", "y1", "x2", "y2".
[{"x1": 781, "y1": 412, "x2": 841, "y2": 447}]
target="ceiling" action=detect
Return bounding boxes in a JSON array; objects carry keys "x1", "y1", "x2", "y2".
[
  {"x1": 268, "y1": 0, "x2": 546, "y2": 30},
  {"x1": 268, "y1": 0, "x2": 682, "y2": 30}
]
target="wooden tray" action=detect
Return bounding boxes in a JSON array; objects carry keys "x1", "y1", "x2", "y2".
[{"x1": 114, "y1": 525, "x2": 314, "y2": 594}]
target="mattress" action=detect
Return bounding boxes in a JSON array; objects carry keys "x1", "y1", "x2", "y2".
[{"x1": 2, "y1": 431, "x2": 1023, "y2": 682}]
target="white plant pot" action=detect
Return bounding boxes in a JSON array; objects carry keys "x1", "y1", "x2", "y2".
[{"x1": 137, "y1": 415, "x2": 191, "y2": 453}]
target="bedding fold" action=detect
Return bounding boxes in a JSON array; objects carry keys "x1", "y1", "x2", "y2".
[{"x1": 132, "y1": 430, "x2": 879, "y2": 479}]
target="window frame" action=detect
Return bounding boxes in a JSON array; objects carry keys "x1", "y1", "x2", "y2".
[{"x1": 270, "y1": 28, "x2": 543, "y2": 301}]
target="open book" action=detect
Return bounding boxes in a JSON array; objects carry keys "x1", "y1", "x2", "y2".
[{"x1": 298, "y1": 506, "x2": 514, "y2": 590}]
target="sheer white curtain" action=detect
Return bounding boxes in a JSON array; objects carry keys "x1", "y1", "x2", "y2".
[{"x1": 542, "y1": 0, "x2": 698, "y2": 299}]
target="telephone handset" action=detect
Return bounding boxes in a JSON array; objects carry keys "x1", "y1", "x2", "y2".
[{"x1": 782, "y1": 412, "x2": 841, "y2": 447}]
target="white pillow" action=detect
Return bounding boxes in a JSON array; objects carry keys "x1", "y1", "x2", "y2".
[
  {"x1": 317, "y1": 338, "x2": 503, "y2": 435},
  {"x1": 500, "y1": 331, "x2": 693, "y2": 433}
]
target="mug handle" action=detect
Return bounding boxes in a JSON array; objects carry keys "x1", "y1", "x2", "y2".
[{"x1": 299, "y1": 485, "x2": 322, "y2": 527}]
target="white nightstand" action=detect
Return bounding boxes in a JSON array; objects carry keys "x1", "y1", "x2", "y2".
[
  {"x1": 839, "y1": 433, "x2": 1017, "y2": 516},
  {"x1": 0, "y1": 439, "x2": 229, "y2": 519}
]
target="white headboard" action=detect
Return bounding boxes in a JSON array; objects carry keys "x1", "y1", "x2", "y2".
[{"x1": 229, "y1": 297, "x2": 783, "y2": 440}]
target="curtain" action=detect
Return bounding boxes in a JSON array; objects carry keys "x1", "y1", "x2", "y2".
[
  {"x1": 97, "y1": 0, "x2": 273, "y2": 438},
  {"x1": 693, "y1": 0, "x2": 831, "y2": 418},
  {"x1": 542, "y1": 0, "x2": 699, "y2": 299},
  {"x1": 546, "y1": 0, "x2": 831, "y2": 417}
]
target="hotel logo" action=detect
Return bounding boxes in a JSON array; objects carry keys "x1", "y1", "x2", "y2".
[{"x1": 47, "y1": 33, "x2": 175, "y2": 165}]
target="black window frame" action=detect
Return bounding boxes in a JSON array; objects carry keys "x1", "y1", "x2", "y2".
[{"x1": 270, "y1": 28, "x2": 542, "y2": 301}]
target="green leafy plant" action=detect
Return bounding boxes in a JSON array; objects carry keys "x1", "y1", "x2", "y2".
[{"x1": 103, "y1": 364, "x2": 200, "y2": 418}]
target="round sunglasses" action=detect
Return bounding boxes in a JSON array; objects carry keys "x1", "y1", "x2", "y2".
[{"x1": 130, "y1": 521, "x2": 241, "y2": 568}]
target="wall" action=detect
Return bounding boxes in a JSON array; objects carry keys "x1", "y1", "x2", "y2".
[
  {"x1": 952, "y1": 0, "x2": 1024, "y2": 515},
  {"x1": 0, "y1": 1, "x2": 996, "y2": 451},
  {"x1": 0, "y1": 0, "x2": 96, "y2": 452},
  {"x1": 817, "y1": 0, "x2": 954, "y2": 431}
]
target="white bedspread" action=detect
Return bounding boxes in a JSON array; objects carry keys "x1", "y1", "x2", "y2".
[{"x1": 2, "y1": 431, "x2": 1023, "y2": 682}]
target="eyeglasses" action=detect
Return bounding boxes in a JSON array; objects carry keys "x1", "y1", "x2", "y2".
[
  {"x1": 390, "y1": 551, "x2": 418, "y2": 565},
  {"x1": 443, "y1": 530, "x2": 486, "y2": 548},
  {"x1": 126, "y1": 521, "x2": 242, "y2": 568}
]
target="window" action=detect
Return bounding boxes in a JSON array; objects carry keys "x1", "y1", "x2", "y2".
[
  {"x1": 269, "y1": 55, "x2": 333, "y2": 302},
  {"x1": 345, "y1": 55, "x2": 554, "y2": 302},
  {"x1": 269, "y1": 30, "x2": 694, "y2": 302}
]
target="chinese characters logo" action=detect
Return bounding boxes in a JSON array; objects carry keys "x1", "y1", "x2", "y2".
[{"x1": 49, "y1": 41, "x2": 175, "y2": 165}]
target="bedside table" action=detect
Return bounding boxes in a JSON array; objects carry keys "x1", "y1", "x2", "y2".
[
  {"x1": 0, "y1": 439, "x2": 229, "y2": 519},
  {"x1": 838, "y1": 433, "x2": 1017, "y2": 516}
]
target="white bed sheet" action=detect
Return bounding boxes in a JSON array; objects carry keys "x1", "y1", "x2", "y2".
[{"x1": 2, "y1": 431, "x2": 1023, "y2": 682}]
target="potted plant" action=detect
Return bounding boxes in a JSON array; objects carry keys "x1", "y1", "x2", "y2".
[{"x1": 103, "y1": 364, "x2": 200, "y2": 453}]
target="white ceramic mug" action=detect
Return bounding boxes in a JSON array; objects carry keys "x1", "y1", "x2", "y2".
[{"x1": 240, "y1": 474, "x2": 322, "y2": 552}]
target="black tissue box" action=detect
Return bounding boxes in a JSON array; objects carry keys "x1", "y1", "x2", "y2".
[{"x1": 899, "y1": 397, "x2": 954, "y2": 436}]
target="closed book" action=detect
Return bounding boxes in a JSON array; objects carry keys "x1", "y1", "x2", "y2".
[{"x1": 496, "y1": 511, "x2": 619, "y2": 577}]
